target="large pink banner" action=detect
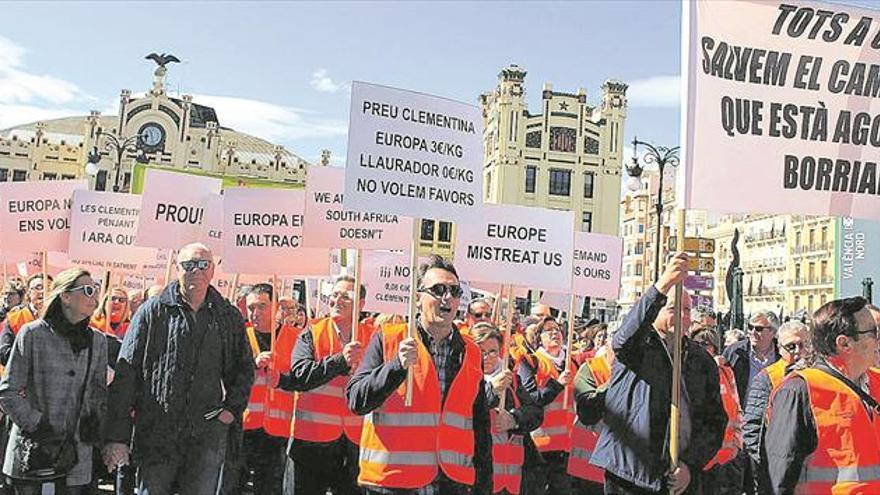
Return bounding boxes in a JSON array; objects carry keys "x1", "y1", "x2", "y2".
[
  {"x1": 68, "y1": 190, "x2": 157, "y2": 274},
  {"x1": 222, "y1": 188, "x2": 331, "y2": 276},
  {"x1": 135, "y1": 169, "x2": 221, "y2": 249},
  {"x1": 0, "y1": 180, "x2": 87, "y2": 254},
  {"x1": 681, "y1": 0, "x2": 880, "y2": 220},
  {"x1": 303, "y1": 166, "x2": 413, "y2": 249}
]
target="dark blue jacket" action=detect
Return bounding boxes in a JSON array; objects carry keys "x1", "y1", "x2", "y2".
[
  {"x1": 104, "y1": 281, "x2": 254, "y2": 461},
  {"x1": 590, "y1": 286, "x2": 726, "y2": 491}
]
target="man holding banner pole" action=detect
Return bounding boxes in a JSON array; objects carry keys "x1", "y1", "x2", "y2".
[
  {"x1": 346, "y1": 255, "x2": 492, "y2": 494},
  {"x1": 591, "y1": 253, "x2": 725, "y2": 495},
  {"x1": 277, "y1": 275, "x2": 371, "y2": 495}
]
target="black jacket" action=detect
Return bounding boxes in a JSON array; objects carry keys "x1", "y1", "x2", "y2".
[
  {"x1": 723, "y1": 337, "x2": 779, "y2": 407},
  {"x1": 104, "y1": 282, "x2": 254, "y2": 461},
  {"x1": 591, "y1": 286, "x2": 727, "y2": 491}
]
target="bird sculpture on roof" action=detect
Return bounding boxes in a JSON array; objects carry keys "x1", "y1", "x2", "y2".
[{"x1": 145, "y1": 53, "x2": 181, "y2": 69}]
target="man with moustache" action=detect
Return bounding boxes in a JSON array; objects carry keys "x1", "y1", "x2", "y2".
[
  {"x1": 102, "y1": 243, "x2": 254, "y2": 493},
  {"x1": 346, "y1": 255, "x2": 492, "y2": 494}
]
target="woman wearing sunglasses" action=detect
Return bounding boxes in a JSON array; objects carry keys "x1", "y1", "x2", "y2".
[{"x1": 0, "y1": 268, "x2": 107, "y2": 494}]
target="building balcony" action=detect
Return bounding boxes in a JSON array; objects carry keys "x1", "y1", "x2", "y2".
[
  {"x1": 744, "y1": 231, "x2": 787, "y2": 245},
  {"x1": 790, "y1": 242, "x2": 834, "y2": 256},
  {"x1": 787, "y1": 276, "x2": 834, "y2": 287}
]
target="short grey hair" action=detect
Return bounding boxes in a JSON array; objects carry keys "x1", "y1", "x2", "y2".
[
  {"x1": 749, "y1": 310, "x2": 780, "y2": 331},
  {"x1": 778, "y1": 320, "x2": 809, "y2": 339},
  {"x1": 177, "y1": 242, "x2": 213, "y2": 262},
  {"x1": 691, "y1": 307, "x2": 715, "y2": 322}
]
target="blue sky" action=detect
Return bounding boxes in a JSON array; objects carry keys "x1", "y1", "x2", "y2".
[{"x1": 1, "y1": 1, "x2": 684, "y2": 167}]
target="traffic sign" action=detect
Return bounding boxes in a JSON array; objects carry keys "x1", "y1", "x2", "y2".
[
  {"x1": 668, "y1": 236, "x2": 715, "y2": 254},
  {"x1": 684, "y1": 274, "x2": 715, "y2": 291},
  {"x1": 686, "y1": 257, "x2": 715, "y2": 272}
]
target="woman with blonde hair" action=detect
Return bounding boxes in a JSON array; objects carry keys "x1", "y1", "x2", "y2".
[
  {"x1": 0, "y1": 268, "x2": 108, "y2": 494},
  {"x1": 90, "y1": 287, "x2": 131, "y2": 340}
]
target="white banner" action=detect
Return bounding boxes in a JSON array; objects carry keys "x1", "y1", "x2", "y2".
[{"x1": 344, "y1": 81, "x2": 483, "y2": 223}]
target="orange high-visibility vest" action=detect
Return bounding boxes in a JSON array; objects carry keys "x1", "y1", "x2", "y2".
[
  {"x1": 358, "y1": 323, "x2": 482, "y2": 489},
  {"x1": 509, "y1": 333, "x2": 536, "y2": 369},
  {"x1": 89, "y1": 314, "x2": 129, "y2": 340},
  {"x1": 243, "y1": 323, "x2": 268, "y2": 431},
  {"x1": 530, "y1": 350, "x2": 575, "y2": 453},
  {"x1": 290, "y1": 317, "x2": 371, "y2": 444},
  {"x1": 704, "y1": 363, "x2": 742, "y2": 470},
  {"x1": 263, "y1": 324, "x2": 301, "y2": 437},
  {"x1": 5, "y1": 306, "x2": 35, "y2": 336},
  {"x1": 791, "y1": 368, "x2": 880, "y2": 494},
  {"x1": 568, "y1": 356, "x2": 611, "y2": 482},
  {"x1": 765, "y1": 358, "x2": 789, "y2": 391},
  {"x1": 491, "y1": 376, "x2": 524, "y2": 494}
]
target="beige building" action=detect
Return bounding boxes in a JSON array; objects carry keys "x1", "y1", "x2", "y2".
[
  {"x1": 419, "y1": 65, "x2": 628, "y2": 258},
  {"x1": 786, "y1": 216, "x2": 836, "y2": 314},
  {"x1": 0, "y1": 62, "x2": 312, "y2": 191}
]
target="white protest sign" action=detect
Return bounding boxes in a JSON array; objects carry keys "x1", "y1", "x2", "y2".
[
  {"x1": 681, "y1": 0, "x2": 880, "y2": 220},
  {"x1": 344, "y1": 81, "x2": 483, "y2": 223},
  {"x1": 68, "y1": 191, "x2": 157, "y2": 274},
  {"x1": 360, "y1": 250, "x2": 413, "y2": 314},
  {"x1": 454, "y1": 204, "x2": 574, "y2": 291},
  {"x1": 136, "y1": 169, "x2": 221, "y2": 249},
  {"x1": 572, "y1": 232, "x2": 623, "y2": 300},
  {"x1": 141, "y1": 249, "x2": 171, "y2": 282},
  {"x1": 0, "y1": 180, "x2": 87, "y2": 254},
  {"x1": 222, "y1": 188, "x2": 331, "y2": 276},
  {"x1": 304, "y1": 166, "x2": 413, "y2": 249}
]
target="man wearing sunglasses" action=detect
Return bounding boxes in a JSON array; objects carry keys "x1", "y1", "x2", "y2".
[
  {"x1": 742, "y1": 320, "x2": 810, "y2": 494},
  {"x1": 0, "y1": 273, "x2": 52, "y2": 367},
  {"x1": 765, "y1": 297, "x2": 880, "y2": 494},
  {"x1": 464, "y1": 298, "x2": 493, "y2": 332},
  {"x1": 277, "y1": 275, "x2": 372, "y2": 495},
  {"x1": 103, "y1": 243, "x2": 254, "y2": 494},
  {"x1": 347, "y1": 255, "x2": 493, "y2": 494}
]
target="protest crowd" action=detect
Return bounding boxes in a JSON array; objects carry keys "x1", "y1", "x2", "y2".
[{"x1": 0, "y1": 240, "x2": 872, "y2": 495}]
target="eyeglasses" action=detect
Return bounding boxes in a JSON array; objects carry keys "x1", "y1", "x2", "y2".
[
  {"x1": 110, "y1": 296, "x2": 128, "y2": 303},
  {"x1": 419, "y1": 283, "x2": 463, "y2": 299},
  {"x1": 749, "y1": 324, "x2": 773, "y2": 334},
  {"x1": 854, "y1": 326, "x2": 879, "y2": 339},
  {"x1": 28, "y1": 285, "x2": 43, "y2": 292},
  {"x1": 179, "y1": 259, "x2": 211, "y2": 272},
  {"x1": 68, "y1": 284, "x2": 99, "y2": 298},
  {"x1": 481, "y1": 349, "x2": 499, "y2": 358},
  {"x1": 781, "y1": 341, "x2": 806, "y2": 353},
  {"x1": 470, "y1": 311, "x2": 492, "y2": 319}
]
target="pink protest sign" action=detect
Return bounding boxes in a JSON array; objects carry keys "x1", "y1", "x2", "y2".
[
  {"x1": 200, "y1": 194, "x2": 224, "y2": 257},
  {"x1": 571, "y1": 232, "x2": 622, "y2": 300},
  {"x1": 681, "y1": 0, "x2": 880, "y2": 220},
  {"x1": 304, "y1": 167, "x2": 413, "y2": 249},
  {"x1": 68, "y1": 190, "x2": 157, "y2": 274},
  {"x1": 0, "y1": 180, "x2": 87, "y2": 254},
  {"x1": 222, "y1": 188, "x2": 331, "y2": 276},
  {"x1": 135, "y1": 169, "x2": 221, "y2": 249}
]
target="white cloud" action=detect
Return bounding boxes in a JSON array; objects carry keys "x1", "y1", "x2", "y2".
[
  {"x1": 0, "y1": 103, "x2": 82, "y2": 130},
  {"x1": 194, "y1": 94, "x2": 348, "y2": 141},
  {"x1": 626, "y1": 75, "x2": 680, "y2": 108},
  {"x1": 0, "y1": 35, "x2": 87, "y2": 105},
  {"x1": 310, "y1": 68, "x2": 345, "y2": 93}
]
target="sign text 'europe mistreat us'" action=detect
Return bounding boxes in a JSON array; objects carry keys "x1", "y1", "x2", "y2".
[
  {"x1": 454, "y1": 203, "x2": 574, "y2": 292},
  {"x1": 344, "y1": 81, "x2": 484, "y2": 223},
  {"x1": 681, "y1": 0, "x2": 880, "y2": 221}
]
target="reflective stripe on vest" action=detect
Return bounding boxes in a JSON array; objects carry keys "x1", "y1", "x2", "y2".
[
  {"x1": 531, "y1": 351, "x2": 575, "y2": 452},
  {"x1": 243, "y1": 369, "x2": 270, "y2": 430},
  {"x1": 705, "y1": 364, "x2": 742, "y2": 471},
  {"x1": 567, "y1": 357, "x2": 610, "y2": 482},
  {"x1": 491, "y1": 403, "x2": 524, "y2": 494},
  {"x1": 793, "y1": 368, "x2": 880, "y2": 494},
  {"x1": 291, "y1": 318, "x2": 369, "y2": 444},
  {"x1": 263, "y1": 324, "x2": 300, "y2": 437},
  {"x1": 358, "y1": 323, "x2": 481, "y2": 489}
]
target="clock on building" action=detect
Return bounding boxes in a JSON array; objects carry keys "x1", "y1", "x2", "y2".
[{"x1": 138, "y1": 122, "x2": 165, "y2": 152}]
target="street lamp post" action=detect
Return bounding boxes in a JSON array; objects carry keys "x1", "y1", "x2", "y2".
[
  {"x1": 863, "y1": 277, "x2": 874, "y2": 304},
  {"x1": 86, "y1": 130, "x2": 147, "y2": 192},
  {"x1": 625, "y1": 137, "x2": 680, "y2": 283}
]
